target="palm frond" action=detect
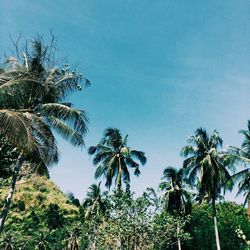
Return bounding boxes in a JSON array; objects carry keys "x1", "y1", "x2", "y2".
[
  {"x1": 53, "y1": 74, "x2": 81, "y2": 99},
  {"x1": 46, "y1": 116, "x2": 84, "y2": 146},
  {"x1": 159, "y1": 181, "x2": 171, "y2": 191},
  {"x1": 162, "y1": 166, "x2": 177, "y2": 180},
  {"x1": 181, "y1": 145, "x2": 196, "y2": 157},
  {"x1": 88, "y1": 146, "x2": 97, "y2": 155},
  {"x1": 38, "y1": 103, "x2": 88, "y2": 135},
  {"x1": 0, "y1": 78, "x2": 46, "y2": 109},
  {"x1": 28, "y1": 114, "x2": 59, "y2": 165},
  {"x1": 0, "y1": 110, "x2": 37, "y2": 153},
  {"x1": 93, "y1": 151, "x2": 113, "y2": 165},
  {"x1": 125, "y1": 157, "x2": 139, "y2": 169},
  {"x1": 130, "y1": 150, "x2": 147, "y2": 165},
  {"x1": 95, "y1": 165, "x2": 107, "y2": 179},
  {"x1": 122, "y1": 165, "x2": 131, "y2": 182}
]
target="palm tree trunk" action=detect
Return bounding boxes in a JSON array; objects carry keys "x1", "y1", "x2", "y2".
[
  {"x1": 177, "y1": 222, "x2": 181, "y2": 250},
  {"x1": 117, "y1": 157, "x2": 122, "y2": 192},
  {"x1": 248, "y1": 199, "x2": 250, "y2": 218},
  {"x1": 212, "y1": 199, "x2": 221, "y2": 250},
  {"x1": 0, "y1": 155, "x2": 24, "y2": 232}
]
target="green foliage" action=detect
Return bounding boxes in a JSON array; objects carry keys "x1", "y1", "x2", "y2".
[
  {"x1": 82, "y1": 190, "x2": 190, "y2": 249},
  {"x1": 0, "y1": 176, "x2": 79, "y2": 247},
  {"x1": 0, "y1": 175, "x2": 249, "y2": 249},
  {"x1": 0, "y1": 37, "x2": 89, "y2": 157},
  {"x1": 45, "y1": 204, "x2": 64, "y2": 230},
  {"x1": 16, "y1": 200, "x2": 25, "y2": 212},
  {"x1": 0, "y1": 36, "x2": 249, "y2": 250},
  {"x1": 186, "y1": 202, "x2": 250, "y2": 250},
  {"x1": 152, "y1": 211, "x2": 191, "y2": 250},
  {"x1": 0, "y1": 137, "x2": 19, "y2": 180}
]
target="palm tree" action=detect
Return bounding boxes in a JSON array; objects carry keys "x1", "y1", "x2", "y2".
[
  {"x1": 181, "y1": 128, "x2": 231, "y2": 250},
  {"x1": 226, "y1": 121, "x2": 250, "y2": 212},
  {"x1": 82, "y1": 183, "x2": 108, "y2": 250},
  {"x1": 82, "y1": 182, "x2": 107, "y2": 219},
  {"x1": 88, "y1": 128, "x2": 146, "y2": 191},
  {"x1": 159, "y1": 167, "x2": 191, "y2": 250},
  {"x1": 0, "y1": 39, "x2": 89, "y2": 231},
  {"x1": 143, "y1": 187, "x2": 162, "y2": 212}
]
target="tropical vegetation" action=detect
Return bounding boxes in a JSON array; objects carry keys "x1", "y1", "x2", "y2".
[
  {"x1": 0, "y1": 37, "x2": 249, "y2": 249},
  {"x1": 88, "y1": 128, "x2": 146, "y2": 191}
]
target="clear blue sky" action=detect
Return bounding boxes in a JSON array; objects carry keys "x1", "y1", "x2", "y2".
[{"x1": 1, "y1": 0, "x2": 250, "y2": 203}]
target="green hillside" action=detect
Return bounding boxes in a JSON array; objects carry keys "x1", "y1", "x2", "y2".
[{"x1": 0, "y1": 176, "x2": 81, "y2": 249}]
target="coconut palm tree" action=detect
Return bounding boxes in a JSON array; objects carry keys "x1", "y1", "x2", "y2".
[
  {"x1": 181, "y1": 128, "x2": 231, "y2": 250},
  {"x1": 143, "y1": 187, "x2": 162, "y2": 212},
  {"x1": 82, "y1": 182, "x2": 108, "y2": 219},
  {"x1": 0, "y1": 38, "x2": 89, "y2": 231},
  {"x1": 159, "y1": 166, "x2": 191, "y2": 250},
  {"x1": 226, "y1": 121, "x2": 250, "y2": 211},
  {"x1": 88, "y1": 128, "x2": 146, "y2": 191}
]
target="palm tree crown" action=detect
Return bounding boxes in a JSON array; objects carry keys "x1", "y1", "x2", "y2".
[
  {"x1": 82, "y1": 182, "x2": 107, "y2": 219},
  {"x1": 88, "y1": 128, "x2": 146, "y2": 191},
  {"x1": 0, "y1": 38, "x2": 90, "y2": 232},
  {"x1": 181, "y1": 128, "x2": 230, "y2": 202},
  {"x1": 159, "y1": 167, "x2": 191, "y2": 215},
  {"x1": 228, "y1": 121, "x2": 250, "y2": 205},
  {"x1": 0, "y1": 39, "x2": 89, "y2": 166}
]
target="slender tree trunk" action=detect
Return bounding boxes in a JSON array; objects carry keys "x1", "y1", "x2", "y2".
[
  {"x1": 117, "y1": 157, "x2": 122, "y2": 192},
  {"x1": 248, "y1": 199, "x2": 250, "y2": 218},
  {"x1": 212, "y1": 199, "x2": 221, "y2": 250},
  {"x1": 0, "y1": 155, "x2": 24, "y2": 232},
  {"x1": 177, "y1": 222, "x2": 181, "y2": 250}
]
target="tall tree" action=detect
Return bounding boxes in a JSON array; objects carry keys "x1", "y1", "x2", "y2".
[
  {"x1": 181, "y1": 128, "x2": 231, "y2": 250},
  {"x1": 159, "y1": 167, "x2": 191, "y2": 250},
  {"x1": 0, "y1": 38, "x2": 89, "y2": 231},
  {"x1": 226, "y1": 121, "x2": 250, "y2": 212},
  {"x1": 88, "y1": 128, "x2": 146, "y2": 191}
]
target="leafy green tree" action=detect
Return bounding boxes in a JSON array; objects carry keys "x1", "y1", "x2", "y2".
[
  {"x1": 88, "y1": 128, "x2": 146, "y2": 191},
  {"x1": 187, "y1": 202, "x2": 250, "y2": 250},
  {"x1": 181, "y1": 128, "x2": 231, "y2": 250},
  {"x1": 0, "y1": 38, "x2": 89, "y2": 232},
  {"x1": 152, "y1": 211, "x2": 191, "y2": 250},
  {"x1": 159, "y1": 166, "x2": 191, "y2": 250},
  {"x1": 45, "y1": 204, "x2": 64, "y2": 230},
  {"x1": 95, "y1": 191, "x2": 153, "y2": 249}
]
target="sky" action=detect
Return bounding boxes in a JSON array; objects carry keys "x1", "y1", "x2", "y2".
[{"x1": 1, "y1": 0, "x2": 250, "y2": 203}]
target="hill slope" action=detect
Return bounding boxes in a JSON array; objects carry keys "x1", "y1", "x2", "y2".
[{"x1": 0, "y1": 176, "x2": 81, "y2": 248}]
